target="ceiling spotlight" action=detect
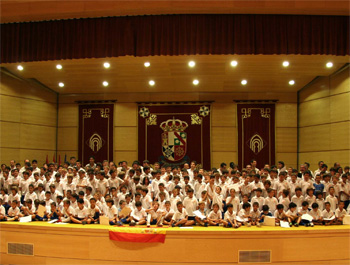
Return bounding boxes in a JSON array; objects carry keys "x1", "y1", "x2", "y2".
[
  {"x1": 188, "y1": 61, "x2": 196, "y2": 67},
  {"x1": 230, "y1": 60, "x2": 238, "y2": 67},
  {"x1": 17, "y1": 65, "x2": 24, "y2": 71},
  {"x1": 241, "y1": 80, "x2": 247, "y2": 85},
  {"x1": 56, "y1": 64, "x2": 62, "y2": 70},
  {"x1": 103, "y1": 62, "x2": 110, "y2": 68},
  {"x1": 149, "y1": 80, "x2": 155, "y2": 86},
  {"x1": 58, "y1": 82, "x2": 64, "y2": 87},
  {"x1": 282, "y1": 61, "x2": 289, "y2": 67},
  {"x1": 144, "y1": 62, "x2": 150, "y2": 67},
  {"x1": 326, "y1": 62, "x2": 333, "y2": 68},
  {"x1": 193, "y1": 79, "x2": 199, "y2": 85},
  {"x1": 102, "y1": 81, "x2": 109, "y2": 87},
  {"x1": 289, "y1": 80, "x2": 295, "y2": 85}
]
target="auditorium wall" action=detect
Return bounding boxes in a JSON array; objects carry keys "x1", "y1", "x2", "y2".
[
  {"x1": 0, "y1": 71, "x2": 57, "y2": 165},
  {"x1": 298, "y1": 65, "x2": 350, "y2": 170},
  {"x1": 57, "y1": 92, "x2": 297, "y2": 169}
]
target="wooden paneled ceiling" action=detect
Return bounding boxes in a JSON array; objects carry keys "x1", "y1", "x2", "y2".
[
  {"x1": 2, "y1": 54, "x2": 349, "y2": 94},
  {"x1": 1, "y1": 0, "x2": 349, "y2": 23}
]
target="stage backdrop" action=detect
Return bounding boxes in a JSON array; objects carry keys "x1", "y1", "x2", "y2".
[
  {"x1": 78, "y1": 104, "x2": 114, "y2": 165},
  {"x1": 138, "y1": 104, "x2": 211, "y2": 169},
  {"x1": 237, "y1": 104, "x2": 275, "y2": 170}
]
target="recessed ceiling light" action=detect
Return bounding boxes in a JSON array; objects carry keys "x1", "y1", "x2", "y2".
[
  {"x1": 230, "y1": 60, "x2": 238, "y2": 67},
  {"x1": 193, "y1": 79, "x2": 199, "y2": 85},
  {"x1": 17, "y1": 65, "x2": 23, "y2": 71},
  {"x1": 103, "y1": 62, "x2": 110, "y2": 68},
  {"x1": 241, "y1": 80, "x2": 247, "y2": 85},
  {"x1": 282, "y1": 61, "x2": 289, "y2": 67},
  {"x1": 102, "y1": 81, "x2": 109, "y2": 87},
  {"x1": 188, "y1": 61, "x2": 196, "y2": 67},
  {"x1": 289, "y1": 80, "x2": 295, "y2": 85},
  {"x1": 144, "y1": 62, "x2": 150, "y2": 67},
  {"x1": 56, "y1": 64, "x2": 62, "y2": 70},
  {"x1": 149, "y1": 80, "x2": 155, "y2": 86},
  {"x1": 326, "y1": 62, "x2": 333, "y2": 68},
  {"x1": 58, "y1": 82, "x2": 64, "y2": 87}
]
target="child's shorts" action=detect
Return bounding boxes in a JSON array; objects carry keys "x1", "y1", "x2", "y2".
[
  {"x1": 150, "y1": 219, "x2": 157, "y2": 225},
  {"x1": 188, "y1": 216, "x2": 195, "y2": 221}
]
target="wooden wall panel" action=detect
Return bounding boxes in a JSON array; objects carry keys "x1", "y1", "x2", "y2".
[
  {"x1": 298, "y1": 66, "x2": 350, "y2": 171},
  {"x1": 276, "y1": 153, "x2": 297, "y2": 169},
  {"x1": 330, "y1": 68, "x2": 350, "y2": 95},
  {"x1": 0, "y1": 95, "x2": 21, "y2": 123},
  {"x1": 330, "y1": 93, "x2": 350, "y2": 122},
  {"x1": 275, "y1": 103, "x2": 297, "y2": 128},
  {"x1": 212, "y1": 151, "x2": 237, "y2": 168},
  {"x1": 299, "y1": 97, "x2": 330, "y2": 127},
  {"x1": 58, "y1": 104, "x2": 78, "y2": 127},
  {"x1": 0, "y1": 73, "x2": 57, "y2": 165},
  {"x1": 0, "y1": 121, "x2": 20, "y2": 148},
  {"x1": 57, "y1": 127, "x2": 78, "y2": 151},
  {"x1": 114, "y1": 151, "x2": 137, "y2": 164},
  {"x1": 298, "y1": 76, "x2": 329, "y2": 102},
  {"x1": 276, "y1": 128, "x2": 297, "y2": 153},
  {"x1": 114, "y1": 103, "x2": 137, "y2": 127},
  {"x1": 211, "y1": 103, "x2": 236, "y2": 127},
  {"x1": 212, "y1": 127, "x2": 236, "y2": 152},
  {"x1": 114, "y1": 127, "x2": 137, "y2": 152}
]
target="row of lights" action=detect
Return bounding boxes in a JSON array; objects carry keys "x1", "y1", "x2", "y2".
[{"x1": 16, "y1": 60, "x2": 335, "y2": 88}]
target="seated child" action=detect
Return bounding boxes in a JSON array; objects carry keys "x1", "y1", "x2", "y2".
[
  {"x1": 7, "y1": 200, "x2": 21, "y2": 221},
  {"x1": 274, "y1": 204, "x2": 287, "y2": 226},
  {"x1": 238, "y1": 202, "x2": 252, "y2": 227},
  {"x1": 286, "y1": 202, "x2": 300, "y2": 227},
  {"x1": 194, "y1": 201, "x2": 208, "y2": 227},
  {"x1": 334, "y1": 201, "x2": 347, "y2": 225},
  {"x1": 61, "y1": 199, "x2": 75, "y2": 223},
  {"x1": 299, "y1": 201, "x2": 313, "y2": 227},
  {"x1": 145, "y1": 201, "x2": 163, "y2": 227},
  {"x1": 258, "y1": 205, "x2": 273, "y2": 226},
  {"x1": 170, "y1": 201, "x2": 193, "y2": 227},
  {"x1": 118, "y1": 200, "x2": 132, "y2": 224},
  {"x1": 223, "y1": 203, "x2": 239, "y2": 228},
  {"x1": 0, "y1": 198, "x2": 7, "y2": 221},
  {"x1": 71, "y1": 198, "x2": 88, "y2": 225},
  {"x1": 87, "y1": 197, "x2": 100, "y2": 224},
  {"x1": 309, "y1": 203, "x2": 323, "y2": 225},
  {"x1": 322, "y1": 202, "x2": 335, "y2": 226},
  {"x1": 161, "y1": 201, "x2": 174, "y2": 225},
  {"x1": 47, "y1": 202, "x2": 60, "y2": 220},
  {"x1": 250, "y1": 202, "x2": 261, "y2": 226},
  {"x1": 130, "y1": 201, "x2": 147, "y2": 226},
  {"x1": 208, "y1": 203, "x2": 223, "y2": 226},
  {"x1": 104, "y1": 198, "x2": 120, "y2": 225}
]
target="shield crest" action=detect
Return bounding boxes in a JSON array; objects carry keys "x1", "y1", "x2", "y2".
[{"x1": 160, "y1": 118, "x2": 188, "y2": 161}]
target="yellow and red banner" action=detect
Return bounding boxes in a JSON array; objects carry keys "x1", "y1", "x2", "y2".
[{"x1": 109, "y1": 227, "x2": 166, "y2": 243}]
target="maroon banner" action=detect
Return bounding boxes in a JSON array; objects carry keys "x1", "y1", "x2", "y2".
[
  {"x1": 237, "y1": 104, "x2": 275, "y2": 170},
  {"x1": 78, "y1": 104, "x2": 114, "y2": 165},
  {"x1": 138, "y1": 104, "x2": 211, "y2": 169}
]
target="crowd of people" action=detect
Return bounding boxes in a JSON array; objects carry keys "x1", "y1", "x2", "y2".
[{"x1": 0, "y1": 157, "x2": 349, "y2": 228}]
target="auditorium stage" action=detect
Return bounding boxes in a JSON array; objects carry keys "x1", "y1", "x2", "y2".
[{"x1": 1, "y1": 222, "x2": 350, "y2": 264}]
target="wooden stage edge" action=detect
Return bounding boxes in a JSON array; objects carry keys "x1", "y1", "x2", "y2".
[{"x1": 1, "y1": 222, "x2": 350, "y2": 265}]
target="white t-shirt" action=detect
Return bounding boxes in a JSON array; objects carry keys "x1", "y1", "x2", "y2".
[
  {"x1": 75, "y1": 206, "x2": 88, "y2": 218},
  {"x1": 131, "y1": 207, "x2": 147, "y2": 221},
  {"x1": 172, "y1": 208, "x2": 188, "y2": 222},
  {"x1": 208, "y1": 210, "x2": 222, "y2": 220},
  {"x1": 224, "y1": 210, "x2": 236, "y2": 222},
  {"x1": 105, "y1": 205, "x2": 118, "y2": 219},
  {"x1": 182, "y1": 196, "x2": 198, "y2": 216}
]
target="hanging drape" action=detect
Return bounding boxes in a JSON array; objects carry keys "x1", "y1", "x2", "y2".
[{"x1": 1, "y1": 14, "x2": 349, "y2": 63}]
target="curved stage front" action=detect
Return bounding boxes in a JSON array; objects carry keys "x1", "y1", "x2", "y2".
[{"x1": 1, "y1": 222, "x2": 349, "y2": 264}]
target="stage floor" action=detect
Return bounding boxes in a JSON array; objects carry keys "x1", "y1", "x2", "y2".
[{"x1": 1, "y1": 222, "x2": 350, "y2": 265}]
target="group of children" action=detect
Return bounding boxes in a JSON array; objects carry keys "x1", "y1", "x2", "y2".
[{"x1": 0, "y1": 158, "x2": 349, "y2": 228}]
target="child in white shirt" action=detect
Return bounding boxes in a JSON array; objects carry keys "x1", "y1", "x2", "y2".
[
  {"x1": 309, "y1": 203, "x2": 323, "y2": 225},
  {"x1": 286, "y1": 202, "x2": 300, "y2": 227},
  {"x1": 223, "y1": 203, "x2": 239, "y2": 228},
  {"x1": 322, "y1": 202, "x2": 335, "y2": 225},
  {"x1": 208, "y1": 203, "x2": 222, "y2": 226},
  {"x1": 170, "y1": 201, "x2": 193, "y2": 227},
  {"x1": 335, "y1": 201, "x2": 347, "y2": 225},
  {"x1": 130, "y1": 201, "x2": 147, "y2": 225}
]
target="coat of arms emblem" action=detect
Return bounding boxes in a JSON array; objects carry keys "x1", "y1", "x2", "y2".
[{"x1": 160, "y1": 118, "x2": 188, "y2": 161}]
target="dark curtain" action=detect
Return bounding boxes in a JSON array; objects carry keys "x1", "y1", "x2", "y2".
[
  {"x1": 138, "y1": 104, "x2": 211, "y2": 169},
  {"x1": 237, "y1": 104, "x2": 276, "y2": 170},
  {"x1": 78, "y1": 104, "x2": 114, "y2": 165},
  {"x1": 1, "y1": 14, "x2": 349, "y2": 63}
]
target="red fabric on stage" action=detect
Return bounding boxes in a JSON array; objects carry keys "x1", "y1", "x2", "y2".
[{"x1": 109, "y1": 231, "x2": 166, "y2": 243}]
